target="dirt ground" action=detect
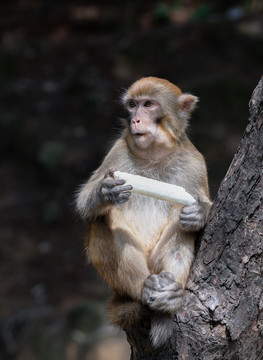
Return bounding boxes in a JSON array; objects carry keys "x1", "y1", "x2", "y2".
[{"x1": 0, "y1": 1, "x2": 262, "y2": 359}]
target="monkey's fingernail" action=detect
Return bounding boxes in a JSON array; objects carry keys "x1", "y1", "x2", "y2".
[
  {"x1": 147, "y1": 296, "x2": 154, "y2": 304},
  {"x1": 109, "y1": 170, "x2": 115, "y2": 178}
]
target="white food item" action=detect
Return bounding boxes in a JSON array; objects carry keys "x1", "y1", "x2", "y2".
[{"x1": 114, "y1": 171, "x2": 195, "y2": 206}]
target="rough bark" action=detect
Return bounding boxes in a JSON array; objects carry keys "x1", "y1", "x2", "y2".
[{"x1": 127, "y1": 77, "x2": 263, "y2": 360}]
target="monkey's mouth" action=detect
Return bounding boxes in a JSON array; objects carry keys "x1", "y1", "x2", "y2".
[
  {"x1": 132, "y1": 132, "x2": 153, "y2": 149},
  {"x1": 134, "y1": 132, "x2": 149, "y2": 137}
]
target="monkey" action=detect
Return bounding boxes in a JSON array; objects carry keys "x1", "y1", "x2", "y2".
[{"x1": 76, "y1": 77, "x2": 212, "y2": 347}]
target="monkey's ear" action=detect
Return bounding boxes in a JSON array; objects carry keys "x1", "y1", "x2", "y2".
[{"x1": 178, "y1": 94, "x2": 198, "y2": 116}]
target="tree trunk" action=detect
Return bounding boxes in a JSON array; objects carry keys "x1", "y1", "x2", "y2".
[{"x1": 127, "y1": 77, "x2": 263, "y2": 360}]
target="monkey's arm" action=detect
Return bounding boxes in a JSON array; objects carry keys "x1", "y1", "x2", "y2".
[
  {"x1": 179, "y1": 149, "x2": 212, "y2": 232},
  {"x1": 76, "y1": 170, "x2": 132, "y2": 219},
  {"x1": 76, "y1": 140, "x2": 132, "y2": 220}
]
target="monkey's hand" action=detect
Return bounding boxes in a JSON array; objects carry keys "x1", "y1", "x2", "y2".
[
  {"x1": 141, "y1": 272, "x2": 184, "y2": 313},
  {"x1": 100, "y1": 169, "x2": 133, "y2": 205},
  {"x1": 179, "y1": 198, "x2": 207, "y2": 232}
]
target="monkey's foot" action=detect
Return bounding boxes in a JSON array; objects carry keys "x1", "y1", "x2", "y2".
[{"x1": 142, "y1": 272, "x2": 184, "y2": 313}]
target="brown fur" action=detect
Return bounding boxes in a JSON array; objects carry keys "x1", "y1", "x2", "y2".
[{"x1": 76, "y1": 77, "x2": 211, "y2": 347}]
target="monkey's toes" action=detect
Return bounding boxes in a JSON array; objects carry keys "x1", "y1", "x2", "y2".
[
  {"x1": 144, "y1": 274, "x2": 161, "y2": 290},
  {"x1": 146, "y1": 286, "x2": 184, "y2": 313},
  {"x1": 159, "y1": 271, "x2": 175, "y2": 284}
]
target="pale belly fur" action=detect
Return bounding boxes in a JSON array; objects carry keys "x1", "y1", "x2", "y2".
[{"x1": 119, "y1": 193, "x2": 172, "y2": 249}]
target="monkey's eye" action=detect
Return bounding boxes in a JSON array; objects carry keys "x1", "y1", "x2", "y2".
[
  {"x1": 128, "y1": 101, "x2": 136, "y2": 108},
  {"x1": 144, "y1": 100, "x2": 153, "y2": 107}
]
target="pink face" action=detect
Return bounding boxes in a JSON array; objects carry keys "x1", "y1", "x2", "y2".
[{"x1": 126, "y1": 99, "x2": 162, "y2": 150}]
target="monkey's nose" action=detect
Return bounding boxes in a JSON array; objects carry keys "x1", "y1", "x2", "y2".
[{"x1": 133, "y1": 118, "x2": 140, "y2": 124}]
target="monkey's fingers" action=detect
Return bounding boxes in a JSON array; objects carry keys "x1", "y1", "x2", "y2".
[
  {"x1": 103, "y1": 177, "x2": 126, "y2": 188},
  {"x1": 179, "y1": 217, "x2": 204, "y2": 232},
  {"x1": 111, "y1": 184, "x2": 133, "y2": 194},
  {"x1": 180, "y1": 202, "x2": 200, "y2": 215},
  {"x1": 180, "y1": 203, "x2": 204, "y2": 221},
  {"x1": 110, "y1": 190, "x2": 132, "y2": 204},
  {"x1": 180, "y1": 211, "x2": 203, "y2": 222},
  {"x1": 117, "y1": 191, "x2": 132, "y2": 202}
]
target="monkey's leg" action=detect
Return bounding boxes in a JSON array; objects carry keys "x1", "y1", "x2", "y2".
[
  {"x1": 143, "y1": 207, "x2": 195, "y2": 313},
  {"x1": 87, "y1": 208, "x2": 151, "y2": 301}
]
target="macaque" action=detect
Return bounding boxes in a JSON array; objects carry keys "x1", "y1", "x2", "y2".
[{"x1": 76, "y1": 77, "x2": 211, "y2": 347}]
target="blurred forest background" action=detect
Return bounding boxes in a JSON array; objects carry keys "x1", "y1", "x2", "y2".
[{"x1": 0, "y1": 0, "x2": 262, "y2": 359}]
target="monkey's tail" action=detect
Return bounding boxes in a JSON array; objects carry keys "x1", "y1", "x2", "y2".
[
  {"x1": 150, "y1": 313, "x2": 174, "y2": 348},
  {"x1": 108, "y1": 294, "x2": 174, "y2": 348},
  {"x1": 108, "y1": 294, "x2": 150, "y2": 331}
]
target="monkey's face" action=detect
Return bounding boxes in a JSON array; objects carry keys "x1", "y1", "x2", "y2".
[
  {"x1": 122, "y1": 77, "x2": 198, "y2": 159},
  {"x1": 126, "y1": 98, "x2": 163, "y2": 150}
]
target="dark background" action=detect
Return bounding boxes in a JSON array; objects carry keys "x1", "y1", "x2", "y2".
[{"x1": 0, "y1": 1, "x2": 262, "y2": 359}]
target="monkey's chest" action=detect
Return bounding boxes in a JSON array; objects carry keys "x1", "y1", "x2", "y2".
[{"x1": 120, "y1": 195, "x2": 172, "y2": 248}]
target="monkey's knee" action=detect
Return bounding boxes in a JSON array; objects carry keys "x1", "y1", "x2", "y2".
[{"x1": 108, "y1": 294, "x2": 150, "y2": 331}]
